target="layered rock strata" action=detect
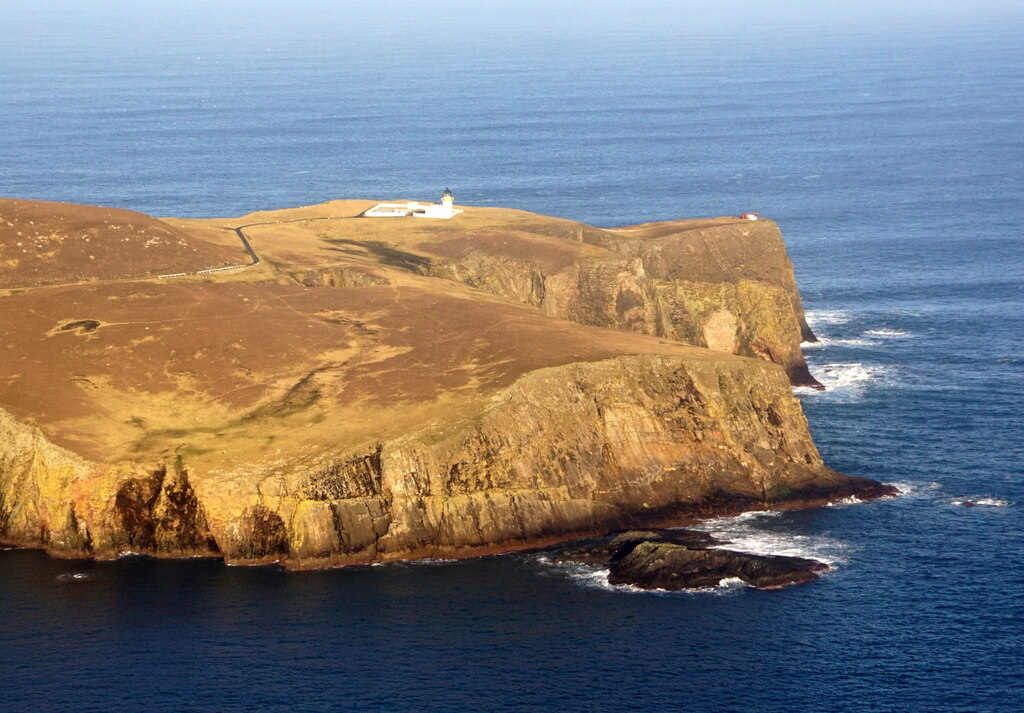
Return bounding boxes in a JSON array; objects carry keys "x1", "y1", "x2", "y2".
[{"x1": 0, "y1": 352, "x2": 889, "y2": 568}]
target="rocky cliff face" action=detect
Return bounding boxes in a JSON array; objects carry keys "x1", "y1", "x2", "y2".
[
  {"x1": 0, "y1": 408, "x2": 219, "y2": 558},
  {"x1": 584, "y1": 218, "x2": 821, "y2": 386},
  {"x1": 0, "y1": 355, "x2": 886, "y2": 568},
  {"x1": 418, "y1": 217, "x2": 821, "y2": 387}
]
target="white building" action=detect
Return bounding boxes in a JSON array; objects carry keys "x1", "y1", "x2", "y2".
[{"x1": 364, "y1": 188, "x2": 463, "y2": 220}]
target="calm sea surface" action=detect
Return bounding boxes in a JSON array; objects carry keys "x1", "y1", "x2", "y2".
[{"x1": 2, "y1": 11, "x2": 1023, "y2": 713}]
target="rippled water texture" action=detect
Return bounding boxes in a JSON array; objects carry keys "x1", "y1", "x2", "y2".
[{"x1": 1, "y1": 8, "x2": 1023, "y2": 712}]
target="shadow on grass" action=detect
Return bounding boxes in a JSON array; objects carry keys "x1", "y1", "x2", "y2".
[{"x1": 323, "y1": 238, "x2": 432, "y2": 273}]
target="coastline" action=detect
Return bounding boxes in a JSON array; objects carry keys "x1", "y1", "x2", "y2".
[{"x1": 0, "y1": 477, "x2": 898, "y2": 572}]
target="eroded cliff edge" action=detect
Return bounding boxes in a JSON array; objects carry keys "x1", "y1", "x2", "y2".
[
  {"x1": 425, "y1": 216, "x2": 821, "y2": 386},
  {"x1": 0, "y1": 199, "x2": 887, "y2": 568}
]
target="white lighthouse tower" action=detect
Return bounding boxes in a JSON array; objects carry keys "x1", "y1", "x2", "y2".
[
  {"x1": 363, "y1": 187, "x2": 463, "y2": 219},
  {"x1": 415, "y1": 187, "x2": 462, "y2": 219}
]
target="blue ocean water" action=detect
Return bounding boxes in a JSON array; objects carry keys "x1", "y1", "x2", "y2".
[{"x1": 2, "y1": 7, "x2": 1023, "y2": 712}]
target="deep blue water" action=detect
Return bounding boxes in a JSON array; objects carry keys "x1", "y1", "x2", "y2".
[{"x1": 2, "y1": 8, "x2": 1023, "y2": 713}]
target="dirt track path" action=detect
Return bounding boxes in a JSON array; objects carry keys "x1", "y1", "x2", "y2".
[
  {"x1": 229, "y1": 214, "x2": 355, "y2": 269},
  {"x1": 161, "y1": 215, "x2": 353, "y2": 280}
]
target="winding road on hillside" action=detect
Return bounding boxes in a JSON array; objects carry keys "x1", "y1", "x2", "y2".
[
  {"x1": 232, "y1": 215, "x2": 358, "y2": 268},
  {"x1": 160, "y1": 214, "x2": 356, "y2": 279}
]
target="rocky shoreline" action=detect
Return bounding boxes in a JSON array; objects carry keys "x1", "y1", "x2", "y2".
[{"x1": 1, "y1": 479, "x2": 898, "y2": 576}]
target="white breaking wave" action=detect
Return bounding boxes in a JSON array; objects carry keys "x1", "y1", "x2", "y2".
[
  {"x1": 864, "y1": 328, "x2": 910, "y2": 338},
  {"x1": 689, "y1": 511, "x2": 848, "y2": 567},
  {"x1": 795, "y1": 361, "x2": 892, "y2": 397},
  {"x1": 805, "y1": 309, "x2": 852, "y2": 328},
  {"x1": 407, "y1": 557, "x2": 459, "y2": 566},
  {"x1": 538, "y1": 558, "x2": 749, "y2": 596},
  {"x1": 827, "y1": 495, "x2": 866, "y2": 507},
  {"x1": 951, "y1": 497, "x2": 1012, "y2": 507},
  {"x1": 887, "y1": 481, "x2": 942, "y2": 496},
  {"x1": 826, "y1": 486, "x2": 901, "y2": 507},
  {"x1": 56, "y1": 572, "x2": 92, "y2": 582},
  {"x1": 869, "y1": 482, "x2": 1013, "y2": 509},
  {"x1": 803, "y1": 336, "x2": 876, "y2": 349},
  {"x1": 710, "y1": 509, "x2": 782, "y2": 523},
  {"x1": 803, "y1": 327, "x2": 912, "y2": 351},
  {"x1": 367, "y1": 557, "x2": 460, "y2": 569},
  {"x1": 804, "y1": 311, "x2": 914, "y2": 357}
]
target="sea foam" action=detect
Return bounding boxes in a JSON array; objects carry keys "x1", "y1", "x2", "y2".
[
  {"x1": 689, "y1": 512, "x2": 848, "y2": 567},
  {"x1": 826, "y1": 495, "x2": 867, "y2": 507},
  {"x1": 803, "y1": 336, "x2": 875, "y2": 349},
  {"x1": 56, "y1": 572, "x2": 92, "y2": 583},
  {"x1": 864, "y1": 328, "x2": 910, "y2": 338},
  {"x1": 804, "y1": 309, "x2": 852, "y2": 327},
  {"x1": 795, "y1": 361, "x2": 892, "y2": 398},
  {"x1": 803, "y1": 327, "x2": 912, "y2": 351},
  {"x1": 886, "y1": 481, "x2": 943, "y2": 496},
  {"x1": 951, "y1": 497, "x2": 1012, "y2": 508},
  {"x1": 804, "y1": 309, "x2": 914, "y2": 351},
  {"x1": 536, "y1": 557, "x2": 748, "y2": 596}
]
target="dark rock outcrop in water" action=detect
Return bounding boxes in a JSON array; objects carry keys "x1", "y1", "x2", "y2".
[{"x1": 551, "y1": 529, "x2": 829, "y2": 590}]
